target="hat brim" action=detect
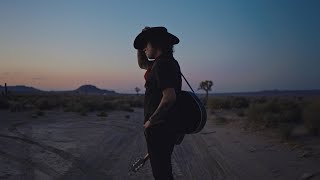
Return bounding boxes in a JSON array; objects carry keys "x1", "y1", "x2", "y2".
[{"x1": 133, "y1": 31, "x2": 179, "y2": 50}]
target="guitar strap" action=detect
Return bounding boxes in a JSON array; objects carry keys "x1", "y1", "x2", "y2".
[
  {"x1": 179, "y1": 72, "x2": 196, "y2": 94},
  {"x1": 150, "y1": 59, "x2": 197, "y2": 95}
]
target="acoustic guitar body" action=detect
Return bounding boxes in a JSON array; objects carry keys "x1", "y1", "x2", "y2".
[{"x1": 173, "y1": 90, "x2": 207, "y2": 134}]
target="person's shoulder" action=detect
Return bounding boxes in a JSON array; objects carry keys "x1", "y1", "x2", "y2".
[
  {"x1": 156, "y1": 58, "x2": 178, "y2": 66},
  {"x1": 153, "y1": 59, "x2": 173, "y2": 71}
]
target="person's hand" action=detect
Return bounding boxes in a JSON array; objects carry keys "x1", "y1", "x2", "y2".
[
  {"x1": 143, "y1": 120, "x2": 151, "y2": 129},
  {"x1": 142, "y1": 26, "x2": 150, "y2": 32}
]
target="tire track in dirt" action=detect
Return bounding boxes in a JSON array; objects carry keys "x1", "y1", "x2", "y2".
[
  {"x1": 1, "y1": 111, "x2": 141, "y2": 179},
  {"x1": 58, "y1": 109, "x2": 144, "y2": 179},
  {"x1": 0, "y1": 149, "x2": 60, "y2": 178},
  {"x1": 0, "y1": 133, "x2": 85, "y2": 171},
  {"x1": 3, "y1": 120, "x2": 127, "y2": 179},
  {"x1": 97, "y1": 108, "x2": 237, "y2": 180},
  {"x1": 1, "y1": 108, "x2": 238, "y2": 179}
]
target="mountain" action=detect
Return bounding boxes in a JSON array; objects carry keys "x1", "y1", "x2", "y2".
[
  {"x1": 210, "y1": 89, "x2": 320, "y2": 97},
  {"x1": 0, "y1": 85, "x2": 43, "y2": 93},
  {"x1": 0, "y1": 84, "x2": 117, "y2": 95},
  {"x1": 74, "y1": 84, "x2": 117, "y2": 95}
]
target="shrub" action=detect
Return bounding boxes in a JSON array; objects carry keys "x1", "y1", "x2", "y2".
[
  {"x1": 278, "y1": 122, "x2": 295, "y2": 140},
  {"x1": 35, "y1": 98, "x2": 50, "y2": 110},
  {"x1": 9, "y1": 101, "x2": 25, "y2": 112},
  {"x1": 236, "y1": 109, "x2": 245, "y2": 117},
  {"x1": 208, "y1": 96, "x2": 250, "y2": 110},
  {"x1": 37, "y1": 110, "x2": 45, "y2": 116},
  {"x1": 303, "y1": 100, "x2": 320, "y2": 135},
  {"x1": 0, "y1": 97, "x2": 9, "y2": 109},
  {"x1": 80, "y1": 109, "x2": 88, "y2": 116},
  {"x1": 230, "y1": 97, "x2": 249, "y2": 108},
  {"x1": 30, "y1": 109, "x2": 45, "y2": 118},
  {"x1": 215, "y1": 116, "x2": 228, "y2": 125},
  {"x1": 246, "y1": 98, "x2": 302, "y2": 128},
  {"x1": 128, "y1": 96, "x2": 144, "y2": 107},
  {"x1": 97, "y1": 111, "x2": 108, "y2": 117},
  {"x1": 102, "y1": 101, "x2": 116, "y2": 111},
  {"x1": 251, "y1": 96, "x2": 267, "y2": 104},
  {"x1": 208, "y1": 97, "x2": 231, "y2": 109},
  {"x1": 1, "y1": 93, "x2": 142, "y2": 113}
]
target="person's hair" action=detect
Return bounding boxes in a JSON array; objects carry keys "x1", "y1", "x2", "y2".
[{"x1": 149, "y1": 39, "x2": 174, "y2": 55}]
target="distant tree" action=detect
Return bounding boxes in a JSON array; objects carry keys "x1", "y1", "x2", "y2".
[
  {"x1": 135, "y1": 87, "x2": 141, "y2": 96},
  {"x1": 5, "y1": 83, "x2": 8, "y2": 97},
  {"x1": 198, "y1": 80, "x2": 213, "y2": 106}
]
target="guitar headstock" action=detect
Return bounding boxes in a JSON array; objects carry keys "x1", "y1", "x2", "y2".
[
  {"x1": 128, "y1": 153, "x2": 149, "y2": 173},
  {"x1": 129, "y1": 158, "x2": 145, "y2": 172}
]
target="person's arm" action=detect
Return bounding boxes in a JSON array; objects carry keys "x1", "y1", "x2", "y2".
[
  {"x1": 144, "y1": 88, "x2": 176, "y2": 127},
  {"x1": 137, "y1": 50, "x2": 152, "y2": 70},
  {"x1": 137, "y1": 26, "x2": 152, "y2": 70}
]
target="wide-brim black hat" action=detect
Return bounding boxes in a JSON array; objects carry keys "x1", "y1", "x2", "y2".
[{"x1": 133, "y1": 27, "x2": 179, "y2": 50}]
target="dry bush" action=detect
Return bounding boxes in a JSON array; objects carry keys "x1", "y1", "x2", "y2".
[
  {"x1": 97, "y1": 111, "x2": 108, "y2": 117},
  {"x1": 303, "y1": 99, "x2": 320, "y2": 135},
  {"x1": 9, "y1": 100, "x2": 26, "y2": 112},
  {"x1": 208, "y1": 97, "x2": 231, "y2": 109},
  {"x1": 2, "y1": 93, "x2": 142, "y2": 113},
  {"x1": 230, "y1": 97, "x2": 249, "y2": 108},
  {"x1": 278, "y1": 122, "x2": 296, "y2": 140},
  {"x1": 208, "y1": 96, "x2": 249, "y2": 110},
  {"x1": 0, "y1": 97, "x2": 9, "y2": 109},
  {"x1": 246, "y1": 97, "x2": 302, "y2": 129},
  {"x1": 35, "y1": 98, "x2": 54, "y2": 110}
]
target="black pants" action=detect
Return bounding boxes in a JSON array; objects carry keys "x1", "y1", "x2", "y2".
[{"x1": 145, "y1": 124, "x2": 176, "y2": 180}]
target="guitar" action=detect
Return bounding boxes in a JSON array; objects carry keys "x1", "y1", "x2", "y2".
[
  {"x1": 175, "y1": 90, "x2": 207, "y2": 134},
  {"x1": 129, "y1": 153, "x2": 150, "y2": 173}
]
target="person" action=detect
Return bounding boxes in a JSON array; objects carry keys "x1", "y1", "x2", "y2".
[{"x1": 134, "y1": 26, "x2": 184, "y2": 180}]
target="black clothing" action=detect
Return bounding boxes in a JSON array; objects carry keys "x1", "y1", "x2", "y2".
[
  {"x1": 144, "y1": 54, "x2": 182, "y2": 126},
  {"x1": 145, "y1": 124, "x2": 176, "y2": 180},
  {"x1": 143, "y1": 54, "x2": 182, "y2": 180}
]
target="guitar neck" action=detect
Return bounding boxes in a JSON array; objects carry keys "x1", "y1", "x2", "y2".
[{"x1": 144, "y1": 153, "x2": 150, "y2": 161}]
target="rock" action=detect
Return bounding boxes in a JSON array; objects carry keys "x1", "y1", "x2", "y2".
[
  {"x1": 300, "y1": 172, "x2": 314, "y2": 180},
  {"x1": 290, "y1": 144, "x2": 301, "y2": 151},
  {"x1": 298, "y1": 151, "x2": 312, "y2": 158},
  {"x1": 249, "y1": 147, "x2": 256, "y2": 152},
  {"x1": 272, "y1": 169, "x2": 281, "y2": 177}
]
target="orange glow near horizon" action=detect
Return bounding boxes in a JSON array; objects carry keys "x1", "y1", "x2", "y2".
[{"x1": 0, "y1": 69, "x2": 146, "y2": 92}]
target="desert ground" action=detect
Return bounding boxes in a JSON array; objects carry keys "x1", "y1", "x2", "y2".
[{"x1": 0, "y1": 108, "x2": 320, "y2": 180}]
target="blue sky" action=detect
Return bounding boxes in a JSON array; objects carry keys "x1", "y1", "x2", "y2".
[{"x1": 0, "y1": 0, "x2": 319, "y2": 93}]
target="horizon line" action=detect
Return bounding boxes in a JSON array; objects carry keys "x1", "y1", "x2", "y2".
[{"x1": 1, "y1": 83, "x2": 320, "y2": 94}]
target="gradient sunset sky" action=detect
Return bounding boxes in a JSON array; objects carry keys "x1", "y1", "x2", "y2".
[{"x1": 1, "y1": 0, "x2": 319, "y2": 93}]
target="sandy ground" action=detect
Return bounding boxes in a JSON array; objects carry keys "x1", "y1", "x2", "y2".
[{"x1": 0, "y1": 108, "x2": 320, "y2": 180}]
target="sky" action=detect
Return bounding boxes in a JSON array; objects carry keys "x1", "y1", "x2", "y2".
[{"x1": 0, "y1": 0, "x2": 319, "y2": 93}]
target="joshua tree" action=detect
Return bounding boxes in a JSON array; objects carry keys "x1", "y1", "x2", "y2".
[
  {"x1": 198, "y1": 80, "x2": 213, "y2": 106},
  {"x1": 2, "y1": 83, "x2": 8, "y2": 97},
  {"x1": 134, "y1": 87, "x2": 141, "y2": 96}
]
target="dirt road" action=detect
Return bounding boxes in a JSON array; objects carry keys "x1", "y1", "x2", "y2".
[{"x1": 0, "y1": 108, "x2": 319, "y2": 180}]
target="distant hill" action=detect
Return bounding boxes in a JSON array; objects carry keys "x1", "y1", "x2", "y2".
[
  {"x1": 0, "y1": 84, "x2": 117, "y2": 95},
  {"x1": 0, "y1": 85, "x2": 43, "y2": 93},
  {"x1": 74, "y1": 84, "x2": 117, "y2": 95},
  {"x1": 210, "y1": 90, "x2": 320, "y2": 97}
]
